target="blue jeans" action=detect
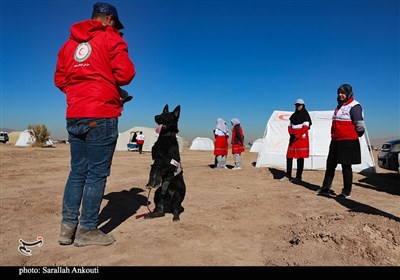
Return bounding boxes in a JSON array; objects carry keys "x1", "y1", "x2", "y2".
[{"x1": 62, "y1": 118, "x2": 118, "y2": 230}]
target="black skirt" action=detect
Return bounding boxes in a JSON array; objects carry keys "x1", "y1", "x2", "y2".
[{"x1": 328, "y1": 139, "x2": 361, "y2": 165}]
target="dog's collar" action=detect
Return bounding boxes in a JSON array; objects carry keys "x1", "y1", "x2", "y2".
[{"x1": 160, "y1": 131, "x2": 177, "y2": 137}]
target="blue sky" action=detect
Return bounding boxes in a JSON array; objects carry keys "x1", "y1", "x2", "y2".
[{"x1": 1, "y1": 0, "x2": 399, "y2": 142}]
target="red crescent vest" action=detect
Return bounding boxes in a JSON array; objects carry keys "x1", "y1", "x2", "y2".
[{"x1": 331, "y1": 99, "x2": 360, "y2": 141}]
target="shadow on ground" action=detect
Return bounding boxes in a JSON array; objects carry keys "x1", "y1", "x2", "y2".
[
  {"x1": 98, "y1": 187, "x2": 149, "y2": 233},
  {"x1": 355, "y1": 172, "x2": 399, "y2": 196},
  {"x1": 291, "y1": 178, "x2": 400, "y2": 222}
]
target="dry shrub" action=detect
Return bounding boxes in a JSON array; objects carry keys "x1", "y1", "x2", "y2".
[{"x1": 27, "y1": 124, "x2": 51, "y2": 147}]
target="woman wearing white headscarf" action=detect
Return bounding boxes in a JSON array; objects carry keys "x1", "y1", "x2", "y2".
[
  {"x1": 213, "y1": 118, "x2": 229, "y2": 169},
  {"x1": 230, "y1": 118, "x2": 245, "y2": 170}
]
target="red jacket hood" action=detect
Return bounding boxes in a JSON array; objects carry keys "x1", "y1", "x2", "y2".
[
  {"x1": 70, "y1": 19, "x2": 121, "y2": 42},
  {"x1": 55, "y1": 19, "x2": 135, "y2": 118}
]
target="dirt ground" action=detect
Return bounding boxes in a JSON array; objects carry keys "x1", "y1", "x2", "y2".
[{"x1": 0, "y1": 143, "x2": 399, "y2": 267}]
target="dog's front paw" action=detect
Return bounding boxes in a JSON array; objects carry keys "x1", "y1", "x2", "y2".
[
  {"x1": 146, "y1": 175, "x2": 161, "y2": 188},
  {"x1": 145, "y1": 183, "x2": 160, "y2": 189},
  {"x1": 146, "y1": 164, "x2": 162, "y2": 188}
]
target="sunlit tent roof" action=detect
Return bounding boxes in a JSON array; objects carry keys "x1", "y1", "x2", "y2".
[
  {"x1": 15, "y1": 130, "x2": 36, "y2": 147},
  {"x1": 190, "y1": 137, "x2": 214, "y2": 151}
]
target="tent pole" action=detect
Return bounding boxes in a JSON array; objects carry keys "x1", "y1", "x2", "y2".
[{"x1": 363, "y1": 125, "x2": 376, "y2": 172}]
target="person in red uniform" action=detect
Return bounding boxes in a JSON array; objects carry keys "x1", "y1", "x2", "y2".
[
  {"x1": 213, "y1": 118, "x2": 229, "y2": 169},
  {"x1": 316, "y1": 84, "x2": 365, "y2": 199},
  {"x1": 280, "y1": 99, "x2": 312, "y2": 183},
  {"x1": 136, "y1": 131, "x2": 145, "y2": 154},
  {"x1": 230, "y1": 118, "x2": 245, "y2": 170},
  {"x1": 54, "y1": 2, "x2": 135, "y2": 247}
]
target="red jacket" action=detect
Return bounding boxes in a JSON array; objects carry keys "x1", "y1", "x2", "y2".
[
  {"x1": 286, "y1": 123, "x2": 310, "y2": 159},
  {"x1": 214, "y1": 134, "x2": 229, "y2": 156},
  {"x1": 55, "y1": 20, "x2": 135, "y2": 118}
]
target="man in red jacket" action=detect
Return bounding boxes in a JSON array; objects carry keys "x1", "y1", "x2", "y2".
[{"x1": 55, "y1": 2, "x2": 135, "y2": 247}]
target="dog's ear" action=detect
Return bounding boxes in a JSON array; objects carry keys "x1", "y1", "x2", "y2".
[
  {"x1": 163, "y1": 104, "x2": 169, "y2": 114},
  {"x1": 173, "y1": 105, "x2": 181, "y2": 119}
]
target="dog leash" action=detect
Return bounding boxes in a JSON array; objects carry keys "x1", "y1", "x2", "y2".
[{"x1": 135, "y1": 188, "x2": 154, "y2": 219}]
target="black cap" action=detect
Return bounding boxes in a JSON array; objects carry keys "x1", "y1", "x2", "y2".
[{"x1": 92, "y1": 2, "x2": 124, "y2": 30}]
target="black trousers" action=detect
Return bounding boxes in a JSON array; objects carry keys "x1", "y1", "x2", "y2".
[
  {"x1": 285, "y1": 158, "x2": 304, "y2": 179},
  {"x1": 322, "y1": 159, "x2": 353, "y2": 196}
]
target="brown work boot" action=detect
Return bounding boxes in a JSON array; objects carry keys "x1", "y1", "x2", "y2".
[
  {"x1": 58, "y1": 223, "x2": 77, "y2": 245},
  {"x1": 73, "y1": 228, "x2": 115, "y2": 247}
]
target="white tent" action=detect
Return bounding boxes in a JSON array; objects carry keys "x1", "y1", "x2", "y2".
[
  {"x1": 190, "y1": 137, "x2": 214, "y2": 151},
  {"x1": 255, "y1": 111, "x2": 375, "y2": 173},
  {"x1": 250, "y1": 138, "x2": 264, "y2": 153},
  {"x1": 116, "y1": 126, "x2": 184, "y2": 152},
  {"x1": 15, "y1": 130, "x2": 36, "y2": 147}
]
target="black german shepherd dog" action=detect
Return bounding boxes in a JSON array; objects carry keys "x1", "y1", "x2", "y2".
[{"x1": 145, "y1": 104, "x2": 186, "y2": 221}]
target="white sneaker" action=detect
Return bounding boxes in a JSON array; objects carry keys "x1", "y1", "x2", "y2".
[
  {"x1": 213, "y1": 166, "x2": 227, "y2": 170},
  {"x1": 279, "y1": 176, "x2": 290, "y2": 182},
  {"x1": 232, "y1": 166, "x2": 242, "y2": 170}
]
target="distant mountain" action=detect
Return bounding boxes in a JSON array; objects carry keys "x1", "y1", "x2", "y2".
[{"x1": 0, "y1": 128, "x2": 15, "y2": 133}]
